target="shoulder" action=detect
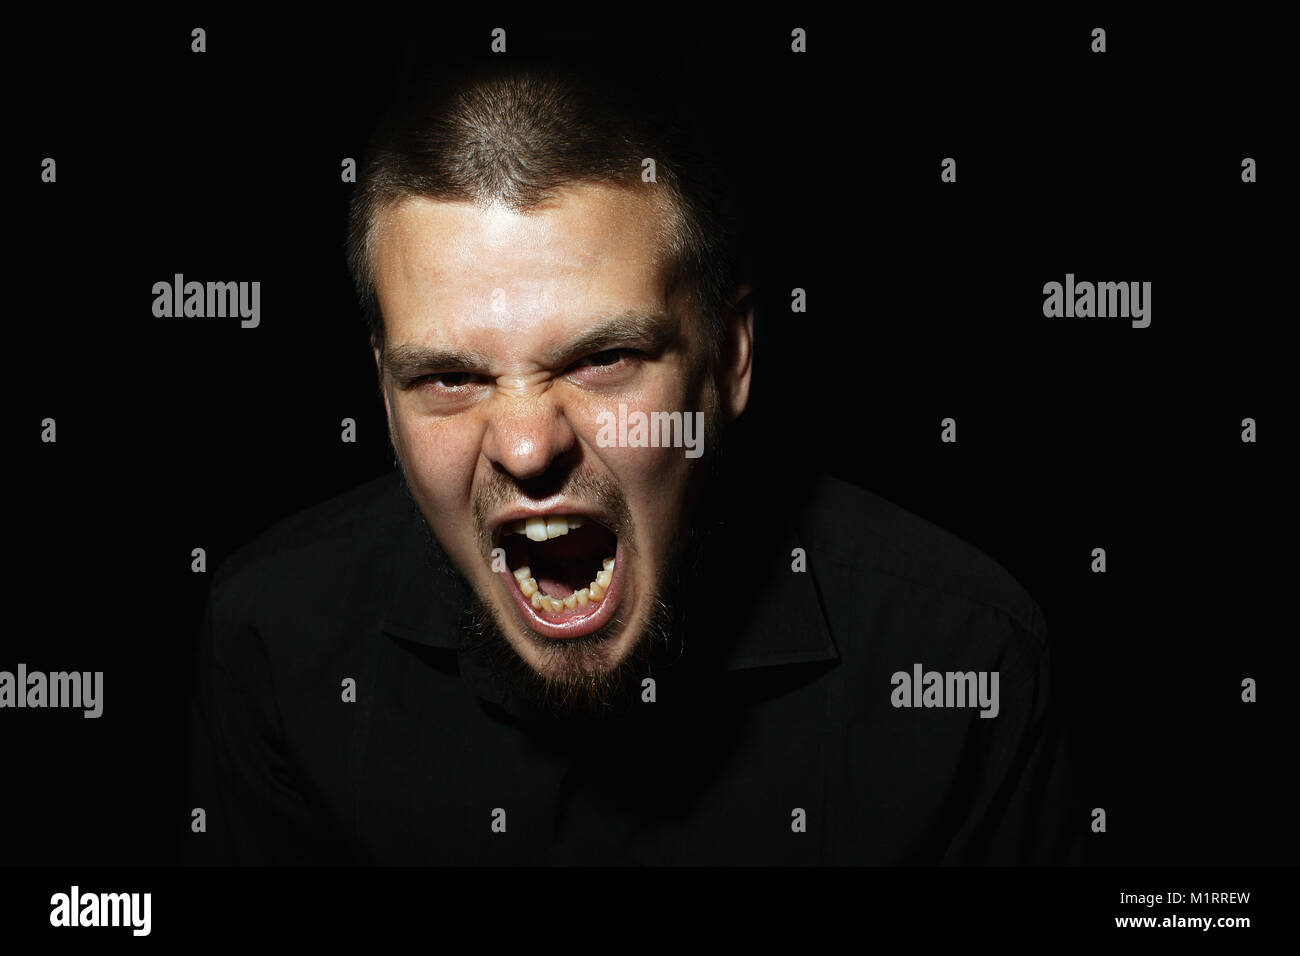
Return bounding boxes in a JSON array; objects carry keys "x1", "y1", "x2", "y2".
[
  {"x1": 795, "y1": 473, "x2": 1048, "y2": 679},
  {"x1": 206, "y1": 472, "x2": 410, "y2": 628}
]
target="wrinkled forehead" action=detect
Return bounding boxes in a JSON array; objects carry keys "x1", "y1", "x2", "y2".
[{"x1": 372, "y1": 185, "x2": 681, "y2": 352}]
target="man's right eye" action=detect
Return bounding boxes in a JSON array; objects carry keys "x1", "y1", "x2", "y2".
[{"x1": 414, "y1": 372, "x2": 476, "y2": 388}]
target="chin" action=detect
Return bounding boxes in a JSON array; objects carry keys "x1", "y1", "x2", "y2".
[{"x1": 462, "y1": 571, "x2": 668, "y2": 720}]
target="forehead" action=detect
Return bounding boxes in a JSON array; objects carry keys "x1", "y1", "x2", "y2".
[{"x1": 372, "y1": 185, "x2": 677, "y2": 345}]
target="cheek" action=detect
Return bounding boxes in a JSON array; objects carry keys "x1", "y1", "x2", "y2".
[
  {"x1": 596, "y1": 440, "x2": 684, "y2": 491},
  {"x1": 581, "y1": 399, "x2": 696, "y2": 536},
  {"x1": 581, "y1": 372, "x2": 705, "y2": 484},
  {"x1": 393, "y1": 412, "x2": 479, "y2": 503}
]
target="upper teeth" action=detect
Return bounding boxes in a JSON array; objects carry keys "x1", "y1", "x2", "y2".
[{"x1": 505, "y1": 515, "x2": 587, "y2": 541}]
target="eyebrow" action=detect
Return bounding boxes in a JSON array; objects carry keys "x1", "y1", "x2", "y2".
[{"x1": 382, "y1": 310, "x2": 679, "y2": 387}]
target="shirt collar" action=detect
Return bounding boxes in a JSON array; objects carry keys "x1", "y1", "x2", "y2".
[
  {"x1": 377, "y1": 497, "x2": 465, "y2": 653},
  {"x1": 696, "y1": 501, "x2": 840, "y2": 672}
]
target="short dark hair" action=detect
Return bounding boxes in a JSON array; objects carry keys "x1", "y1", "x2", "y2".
[{"x1": 346, "y1": 57, "x2": 743, "y2": 366}]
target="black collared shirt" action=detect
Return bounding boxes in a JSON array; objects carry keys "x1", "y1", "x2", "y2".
[{"x1": 183, "y1": 462, "x2": 1083, "y2": 865}]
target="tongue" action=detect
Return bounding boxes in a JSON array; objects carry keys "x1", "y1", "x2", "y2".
[
  {"x1": 534, "y1": 558, "x2": 599, "y2": 599},
  {"x1": 536, "y1": 576, "x2": 574, "y2": 600}
]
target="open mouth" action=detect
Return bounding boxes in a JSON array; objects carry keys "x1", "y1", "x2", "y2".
[{"x1": 494, "y1": 513, "x2": 624, "y2": 640}]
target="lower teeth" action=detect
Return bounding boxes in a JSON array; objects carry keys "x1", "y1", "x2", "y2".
[{"x1": 511, "y1": 558, "x2": 615, "y2": 615}]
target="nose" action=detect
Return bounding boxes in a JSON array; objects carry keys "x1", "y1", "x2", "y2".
[{"x1": 481, "y1": 392, "x2": 579, "y2": 485}]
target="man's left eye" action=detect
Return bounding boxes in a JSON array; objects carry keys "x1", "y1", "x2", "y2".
[{"x1": 575, "y1": 349, "x2": 635, "y2": 370}]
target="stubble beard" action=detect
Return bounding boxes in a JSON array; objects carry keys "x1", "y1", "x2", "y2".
[{"x1": 393, "y1": 453, "x2": 716, "y2": 724}]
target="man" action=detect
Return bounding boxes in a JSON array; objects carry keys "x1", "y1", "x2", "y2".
[{"x1": 183, "y1": 56, "x2": 1083, "y2": 865}]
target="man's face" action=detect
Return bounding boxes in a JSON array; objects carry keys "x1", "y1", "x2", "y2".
[{"x1": 372, "y1": 184, "x2": 747, "y2": 712}]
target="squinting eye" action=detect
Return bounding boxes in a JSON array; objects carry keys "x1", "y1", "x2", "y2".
[
  {"x1": 585, "y1": 350, "x2": 625, "y2": 367},
  {"x1": 416, "y1": 372, "x2": 476, "y2": 388},
  {"x1": 565, "y1": 349, "x2": 644, "y2": 383},
  {"x1": 573, "y1": 349, "x2": 645, "y2": 373}
]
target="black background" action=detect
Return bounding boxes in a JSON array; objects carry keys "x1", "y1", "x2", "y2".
[{"x1": 9, "y1": 9, "x2": 1292, "y2": 876}]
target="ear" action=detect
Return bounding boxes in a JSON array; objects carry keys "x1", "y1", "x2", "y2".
[{"x1": 716, "y1": 284, "x2": 755, "y2": 423}]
